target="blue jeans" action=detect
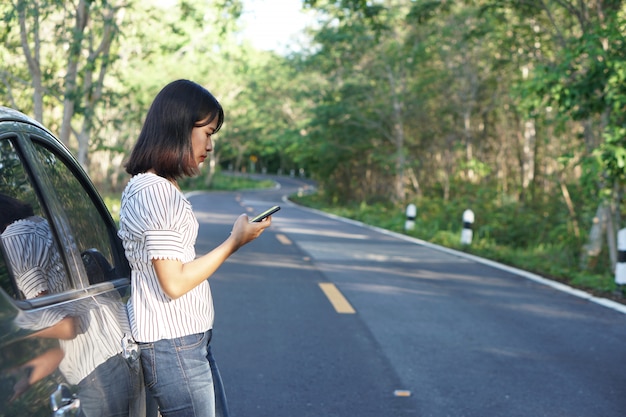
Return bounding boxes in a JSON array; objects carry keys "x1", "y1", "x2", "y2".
[
  {"x1": 139, "y1": 330, "x2": 230, "y2": 417},
  {"x1": 78, "y1": 353, "x2": 142, "y2": 417}
]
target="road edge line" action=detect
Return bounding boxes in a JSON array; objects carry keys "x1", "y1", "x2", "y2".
[{"x1": 289, "y1": 202, "x2": 626, "y2": 316}]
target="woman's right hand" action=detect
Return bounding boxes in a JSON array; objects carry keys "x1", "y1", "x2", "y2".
[
  {"x1": 153, "y1": 213, "x2": 273, "y2": 299},
  {"x1": 229, "y1": 213, "x2": 272, "y2": 250}
]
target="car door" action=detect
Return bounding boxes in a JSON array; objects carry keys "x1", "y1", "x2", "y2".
[{"x1": 0, "y1": 111, "x2": 145, "y2": 417}]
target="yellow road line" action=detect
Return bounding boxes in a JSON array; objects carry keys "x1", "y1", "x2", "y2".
[
  {"x1": 275, "y1": 234, "x2": 292, "y2": 245},
  {"x1": 319, "y1": 283, "x2": 355, "y2": 314}
]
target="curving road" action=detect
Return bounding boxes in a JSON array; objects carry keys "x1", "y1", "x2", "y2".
[{"x1": 187, "y1": 175, "x2": 626, "y2": 417}]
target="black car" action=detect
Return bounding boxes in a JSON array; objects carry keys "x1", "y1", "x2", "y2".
[{"x1": 0, "y1": 106, "x2": 146, "y2": 416}]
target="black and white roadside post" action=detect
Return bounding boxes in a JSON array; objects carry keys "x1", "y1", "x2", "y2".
[
  {"x1": 461, "y1": 209, "x2": 474, "y2": 245},
  {"x1": 405, "y1": 204, "x2": 416, "y2": 232},
  {"x1": 615, "y1": 228, "x2": 626, "y2": 285}
]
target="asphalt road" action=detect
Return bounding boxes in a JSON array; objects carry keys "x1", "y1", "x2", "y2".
[{"x1": 187, "y1": 175, "x2": 626, "y2": 417}]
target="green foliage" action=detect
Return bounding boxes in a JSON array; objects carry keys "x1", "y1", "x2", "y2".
[
  {"x1": 304, "y1": 0, "x2": 388, "y2": 34},
  {"x1": 293, "y1": 184, "x2": 617, "y2": 298},
  {"x1": 178, "y1": 172, "x2": 275, "y2": 192},
  {"x1": 4, "y1": 0, "x2": 626, "y2": 301}
]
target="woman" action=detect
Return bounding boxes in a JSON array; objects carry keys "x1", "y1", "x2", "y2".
[{"x1": 118, "y1": 79, "x2": 271, "y2": 417}]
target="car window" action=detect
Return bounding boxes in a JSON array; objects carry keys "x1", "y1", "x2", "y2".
[
  {"x1": 30, "y1": 141, "x2": 119, "y2": 284},
  {"x1": 0, "y1": 132, "x2": 126, "y2": 303},
  {"x1": 0, "y1": 138, "x2": 73, "y2": 299}
]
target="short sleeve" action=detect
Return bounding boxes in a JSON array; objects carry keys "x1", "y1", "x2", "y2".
[
  {"x1": 1, "y1": 219, "x2": 54, "y2": 298},
  {"x1": 120, "y1": 176, "x2": 195, "y2": 263},
  {"x1": 145, "y1": 229, "x2": 186, "y2": 261}
]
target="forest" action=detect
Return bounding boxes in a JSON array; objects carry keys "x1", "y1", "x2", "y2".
[{"x1": 1, "y1": 0, "x2": 626, "y2": 297}]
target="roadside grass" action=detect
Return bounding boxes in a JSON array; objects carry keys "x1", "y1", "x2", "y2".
[
  {"x1": 103, "y1": 195, "x2": 122, "y2": 223},
  {"x1": 290, "y1": 193, "x2": 622, "y2": 303},
  {"x1": 178, "y1": 172, "x2": 275, "y2": 191}
]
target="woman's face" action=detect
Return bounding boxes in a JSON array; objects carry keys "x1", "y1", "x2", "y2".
[{"x1": 191, "y1": 116, "x2": 219, "y2": 167}]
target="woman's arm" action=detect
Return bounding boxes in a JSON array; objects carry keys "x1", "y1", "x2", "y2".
[
  {"x1": 153, "y1": 214, "x2": 271, "y2": 299},
  {"x1": 29, "y1": 316, "x2": 77, "y2": 340},
  {"x1": 11, "y1": 347, "x2": 64, "y2": 401}
]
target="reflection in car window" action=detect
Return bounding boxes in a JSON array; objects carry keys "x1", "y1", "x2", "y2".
[
  {"x1": 31, "y1": 142, "x2": 116, "y2": 281},
  {"x1": 2, "y1": 209, "x2": 69, "y2": 299},
  {"x1": 0, "y1": 240, "x2": 17, "y2": 299},
  {"x1": 0, "y1": 139, "x2": 71, "y2": 299}
]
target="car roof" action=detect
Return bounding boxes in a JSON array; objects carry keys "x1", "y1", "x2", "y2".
[{"x1": 0, "y1": 106, "x2": 50, "y2": 132}]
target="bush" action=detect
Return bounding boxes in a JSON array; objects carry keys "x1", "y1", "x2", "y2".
[{"x1": 292, "y1": 189, "x2": 618, "y2": 298}]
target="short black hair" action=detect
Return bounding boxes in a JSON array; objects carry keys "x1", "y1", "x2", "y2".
[{"x1": 125, "y1": 79, "x2": 224, "y2": 180}]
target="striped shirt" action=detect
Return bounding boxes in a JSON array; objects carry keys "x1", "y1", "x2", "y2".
[
  {"x1": 1, "y1": 217, "x2": 125, "y2": 384},
  {"x1": 2, "y1": 217, "x2": 67, "y2": 297},
  {"x1": 118, "y1": 172, "x2": 214, "y2": 343}
]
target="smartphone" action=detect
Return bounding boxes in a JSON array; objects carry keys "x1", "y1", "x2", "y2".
[{"x1": 249, "y1": 205, "x2": 280, "y2": 222}]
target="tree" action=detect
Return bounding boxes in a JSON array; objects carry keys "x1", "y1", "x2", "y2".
[
  {"x1": 298, "y1": 0, "x2": 427, "y2": 203},
  {"x1": 2, "y1": 0, "x2": 245, "y2": 175},
  {"x1": 486, "y1": 0, "x2": 626, "y2": 270},
  {"x1": 3, "y1": 0, "x2": 126, "y2": 168}
]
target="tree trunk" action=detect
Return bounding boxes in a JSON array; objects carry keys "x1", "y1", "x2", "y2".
[
  {"x1": 17, "y1": 0, "x2": 43, "y2": 121},
  {"x1": 581, "y1": 203, "x2": 609, "y2": 270},
  {"x1": 558, "y1": 176, "x2": 580, "y2": 238},
  {"x1": 386, "y1": 66, "x2": 406, "y2": 203},
  {"x1": 204, "y1": 152, "x2": 217, "y2": 188},
  {"x1": 60, "y1": 0, "x2": 88, "y2": 148},
  {"x1": 464, "y1": 109, "x2": 474, "y2": 181},
  {"x1": 607, "y1": 202, "x2": 617, "y2": 272},
  {"x1": 522, "y1": 119, "x2": 536, "y2": 191}
]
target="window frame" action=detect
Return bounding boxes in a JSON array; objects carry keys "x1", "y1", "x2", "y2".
[{"x1": 0, "y1": 122, "x2": 130, "y2": 310}]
